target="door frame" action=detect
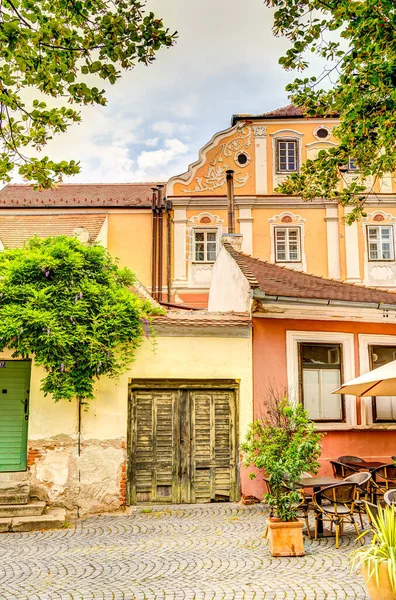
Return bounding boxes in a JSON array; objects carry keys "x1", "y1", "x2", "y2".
[
  {"x1": 0, "y1": 359, "x2": 31, "y2": 472},
  {"x1": 127, "y1": 379, "x2": 240, "y2": 505}
]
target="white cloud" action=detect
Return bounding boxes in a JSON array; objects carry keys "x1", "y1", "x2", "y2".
[
  {"x1": 152, "y1": 121, "x2": 193, "y2": 136},
  {"x1": 145, "y1": 137, "x2": 159, "y2": 147},
  {"x1": 137, "y1": 138, "x2": 189, "y2": 171}
]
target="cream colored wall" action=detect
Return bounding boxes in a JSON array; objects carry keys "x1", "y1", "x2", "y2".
[{"x1": 27, "y1": 334, "x2": 253, "y2": 446}]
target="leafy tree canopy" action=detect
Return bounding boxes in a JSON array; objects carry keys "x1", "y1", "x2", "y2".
[
  {"x1": 0, "y1": 0, "x2": 175, "y2": 187},
  {"x1": 265, "y1": 0, "x2": 396, "y2": 223},
  {"x1": 0, "y1": 236, "x2": 162, "y2": 402}
]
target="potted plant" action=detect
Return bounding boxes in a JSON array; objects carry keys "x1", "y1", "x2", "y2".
[
  {"x1": 242, "y1": 394, "x2": 323, "y2": 557},
  {"x1": 351, "y1": 505, "x2": 396, "y2": 600}
]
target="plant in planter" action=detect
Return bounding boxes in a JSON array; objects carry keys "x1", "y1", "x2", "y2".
[
  {"x1": 242, "y1": 394, "x2": 323, "y2": 556},
  {"x1": 351, "y1": 505, "x2": 396, "y2": 600}
]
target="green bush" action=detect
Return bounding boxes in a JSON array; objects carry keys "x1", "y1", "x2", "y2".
[
  {"x1": 242, "y1": 396, "x2": 323, "y2": 521},
  {"x1": 0, "y1": 236, "x2": 163, "y2": 402}
]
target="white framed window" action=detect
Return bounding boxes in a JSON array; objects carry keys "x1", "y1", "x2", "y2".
[
  {"x1": 369, "y1": 345, "x2": 396, "y2": 422},
  {"x1": 276, "y1": 139, "x2": 299, "y2": 172},
  {"x1": 367, "y1": 226, "x2": 394, "y2": 261},
  {"x1": 275, "y1": 227, "x2": 301, "y2": 262},
  {"x1": 348, "y1": 158, "x2": 359, "y2": 171},
  {"x1": 193, "y1": 229, "x2": 218, "y2": 263},
  {"x1": 287, "y1": 331, "x2": 356, "y2": 428},
  {"x1": 299, "y1": 343, "x2": 345, "y2": 422}
]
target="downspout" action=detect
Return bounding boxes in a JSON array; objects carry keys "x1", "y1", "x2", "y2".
[
  {"x1": 157, "y1": 185, "x2": 164, "y2": 302},
  {"x1": 151, "y1": 187, "x2": 158, "y2": 300},
  {"x1": 166, "y1": 198, "x2": 172, "y2": 303},
  {"x1": 226, "y1": 169, "x2": 235, "y2": 234}
]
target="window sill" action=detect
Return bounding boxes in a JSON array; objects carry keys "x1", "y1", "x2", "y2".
[
  {"x1": 192, "y1": 261, "x2": 215, "y2": 265},
  {"x1": 315, "y1": 424, "x2": 396, "y2": 432}
]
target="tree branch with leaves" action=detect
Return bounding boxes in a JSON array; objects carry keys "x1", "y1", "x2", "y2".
[
  {"x1": 0, "y1": 0, "x2": 176, "y2": 188},
  {"x1": 265, "y1": 0, "x2": 396, "y2": 223}
]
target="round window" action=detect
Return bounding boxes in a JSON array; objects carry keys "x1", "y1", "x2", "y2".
[
  {"x1": 316, "y1": 127, "x2": 330, "y2": 139},
  {"x1": 235, "y1": 151, "x2": 250, "y2": 167}
]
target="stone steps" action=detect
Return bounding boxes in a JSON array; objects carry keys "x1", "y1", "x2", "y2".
[
  {"x1": 0, "y1": 508, "x2": 66, "y2": 533},
  {"x1": 0, "y1": 500, "x2": 46, "y2": 518},
  {"x1": 0, "y1": 472, "x2": 30, "y2": 505}
]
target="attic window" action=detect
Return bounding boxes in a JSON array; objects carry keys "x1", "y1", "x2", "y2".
[
  {"x1": 235, "y1": 151, "x2": 250, "y2": 167},
  {"x1": 314, "y1": 127, "x2": 331, "y2": 140}
]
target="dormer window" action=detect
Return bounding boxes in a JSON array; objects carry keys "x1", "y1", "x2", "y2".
[{"x1": 276, "y1": 139, "x2": 299, "y2": 173}]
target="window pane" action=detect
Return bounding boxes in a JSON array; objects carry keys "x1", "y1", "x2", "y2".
[
  {"x1": 370, "y1": 346, "x2": 396, "y2": 421},
  {"x1": 303, "y1": 369, "x2": 321, "y2": 420},
  {"x1": 322, "y1": 370, "x2": 342, "y2": 420},
  {"x1": 382, "y1": 228, "x2": 391, "y2": 239},
  {"x1": 206, "y1": 232, "x2": 216, "y2": 242},
  {"x1": 207, "y1": 250, "x2": 217, "y2": 261},
  {"x1": 195, "y1": 232, "x2": 204, "y2": 241},
  {"x1": 368, "y1": 228, "x2": 379, "y2": 239},
  {"x1": 302, "y1": 344, "x2": 340, "y2": 367},
  {"x1": 195, "y1": 251, "x2": 204, "y2": 261},
  {"x1": 276, "y1": 230, "x2": 286, "y2": 240}
]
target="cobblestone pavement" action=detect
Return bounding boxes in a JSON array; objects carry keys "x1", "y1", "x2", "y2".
[{"x1": 0, "y1": 504, "x2": 368, "y2": 600}]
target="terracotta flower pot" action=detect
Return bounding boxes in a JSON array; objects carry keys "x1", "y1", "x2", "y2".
[
  {"x1": 266, "y1": 518, "x2": 305, "y2": 557},
  {"x1": 361, "y1": 561, "x2": 396, "y2": 600}
]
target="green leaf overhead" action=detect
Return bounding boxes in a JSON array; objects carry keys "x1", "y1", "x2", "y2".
[
  {"x1": 265, "y1": 0, "x2": 396, "y2": 223},
  {"x1": 0, "y1": 236, "x2": 163, "y2": 402},
  {"x1": 0, "y1": 0, "x2": 176, "y2": 187}
]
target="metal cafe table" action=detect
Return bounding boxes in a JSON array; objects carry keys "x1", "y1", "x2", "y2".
[{"x1": 297, "y1": 475, "x2": 339, "y2": 538}]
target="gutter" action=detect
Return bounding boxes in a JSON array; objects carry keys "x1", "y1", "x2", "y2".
[{"x1": 252, "y1": 289, "x2": 396, "y2": 311}]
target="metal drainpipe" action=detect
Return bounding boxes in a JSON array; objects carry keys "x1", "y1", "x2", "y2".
[
  {"x1": 166, "y1": 198, "x2": 172, "y2": 303},
  {"x1": 157, "y1": 185, "x2": 164, "y2": 302},
  {"x1": 151, "y1": 187, "x2": 158, "y2": 300},
  {"x1": 226, "y1": 169, "x2": 235, "y2": 234}
]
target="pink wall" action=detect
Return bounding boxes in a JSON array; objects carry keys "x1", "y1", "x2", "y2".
[{"x1": 241, "y1": 317, "x2": 396, "y2": 500}]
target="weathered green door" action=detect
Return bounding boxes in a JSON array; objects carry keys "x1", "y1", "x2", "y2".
[{"x1": 0, "y1": 361, "x2": 31, "y2": 472}]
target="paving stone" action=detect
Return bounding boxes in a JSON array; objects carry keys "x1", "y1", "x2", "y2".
[{"x1": 0, "y1": 504, "x2": 369, "y2": 599}]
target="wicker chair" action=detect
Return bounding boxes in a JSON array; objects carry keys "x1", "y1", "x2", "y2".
[
  {"x1": 371, "y1": 464, "x2": 396, "y2": 503},
  {"x1": 330, "y1": 460, "x2": 360, "y2": 479},
  {"x1": 263, "y1": 477, "x2": 312, "y2": 538},
  {"x1": 343, "y1": 472, "x2": 372, "y2": 528},
  {"x1": 384, "y1": 489, "x2": 396, "y2": 508},
  {"x1": 312, "y1": 483, "x2": 361, "y2": 548},
  {"x1": 338, "y1": 455, "x2": 364, "y2": 465}
]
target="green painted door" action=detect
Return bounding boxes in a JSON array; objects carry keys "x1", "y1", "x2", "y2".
[{"x1": 0, "y1": 361, "x2": 31, "y2": 472}]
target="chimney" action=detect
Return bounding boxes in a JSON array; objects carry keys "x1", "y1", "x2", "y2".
[
  {"x1": 222, "y1": 233, "x2": 243, "y2": 252},
  {"x1": 226, "y1": 169, "x2": 235, "y2": 234}
]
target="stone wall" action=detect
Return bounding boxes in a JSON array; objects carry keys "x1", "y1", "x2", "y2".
[{"x1": 28, "y1": 437, "x2": 126, "y2": 516}]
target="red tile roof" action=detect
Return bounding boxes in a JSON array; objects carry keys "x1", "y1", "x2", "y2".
[
  {"x1": 0, "y1": 183, "x2": 162, "y2": 209},
  {"x1": 0, "y1": 214, "x2": 106, "y2": 248},
  {"x1": 231, "y1": 103, "x2": 338, "y2": 125},
  {"x1": 154, "y1": 311, "x2": 252, "y2": 328},
  {"x1": 223, "y1": 243, "x2": 396, "y2": 305}
]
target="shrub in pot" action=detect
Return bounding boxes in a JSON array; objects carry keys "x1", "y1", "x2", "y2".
[
  {"x1": 351, "y1": 505, "x2": 396, "y2": 600},
  {"x1": 242, "y1": 395, "x2": 323, "y2": 557}
]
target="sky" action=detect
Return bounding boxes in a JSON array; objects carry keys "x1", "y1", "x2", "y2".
[{"x1": 43, "y1": 0, "x2": 301, "y2": 184}]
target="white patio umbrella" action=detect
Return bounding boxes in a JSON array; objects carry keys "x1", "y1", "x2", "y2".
[{"x1": 333, "y1": 359, "x2": 396, "y2": 396}]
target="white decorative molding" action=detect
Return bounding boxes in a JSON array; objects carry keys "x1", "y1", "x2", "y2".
[
  {"x1": 358, "y1": 334, "x2": 396, "y2": 425},
  {"x1": 187, "y1": 212, "x2": 224, "y2": 226},
  {"x1": 173, "y1": 208, "x2": 188, "y2": 284},
  {"x1": 344, "y1": 207, "x2": 361, "y2": 283},
  {"x1": 270, "y1": 129, "x2": 304, "y2": 138},
  {"x1": 268, "y1": 212, "x2": 306, "y2": 271},
  {"x1": 325, "y1": 205, "x2": 341, "y2": 279},
  {"x1": 380, "y1": 174, "x2": 393, "y2": 193},
  {"x1": 362, "y1": 212, "x2": 396, "y2": 287},
  {"x1": 252, "y1": 125, "x2": 268, "y2": 138},
  {"x1": 313, "y1": 125, "x2": 332, "y2": 141},
  {"x1": 166, "y1": 122, "x2": 251, "y2": 195},
  {"x1": 286, "y1": 330, "x2": 356, "y2": 426},
  {"x1": 238, "y1": 207, "x2": 253, "y2": 255}
]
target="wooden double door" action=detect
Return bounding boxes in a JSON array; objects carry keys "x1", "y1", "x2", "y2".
[{"x1": 128, "y1": 381, "x2": 239, "y2": 504}]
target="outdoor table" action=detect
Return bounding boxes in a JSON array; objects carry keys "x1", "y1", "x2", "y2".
[{"x1": 297, "y1": 476, "x2": 339, "y2": 538}]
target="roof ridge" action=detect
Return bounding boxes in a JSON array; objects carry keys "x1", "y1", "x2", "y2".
[
  {"x1": 222, "y1": 242, "x2": 260, "y2": 288},
  {"x1": 224, "y1": 246, "x2": 396, "y2": 302},
  {"x1": 4, "y1": 182, "x2": 163, "y2": 188}
]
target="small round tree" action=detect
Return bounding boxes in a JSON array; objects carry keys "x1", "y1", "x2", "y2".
[{"x1": 0, "y1": 236, "x2": 162, "y2": 402}]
